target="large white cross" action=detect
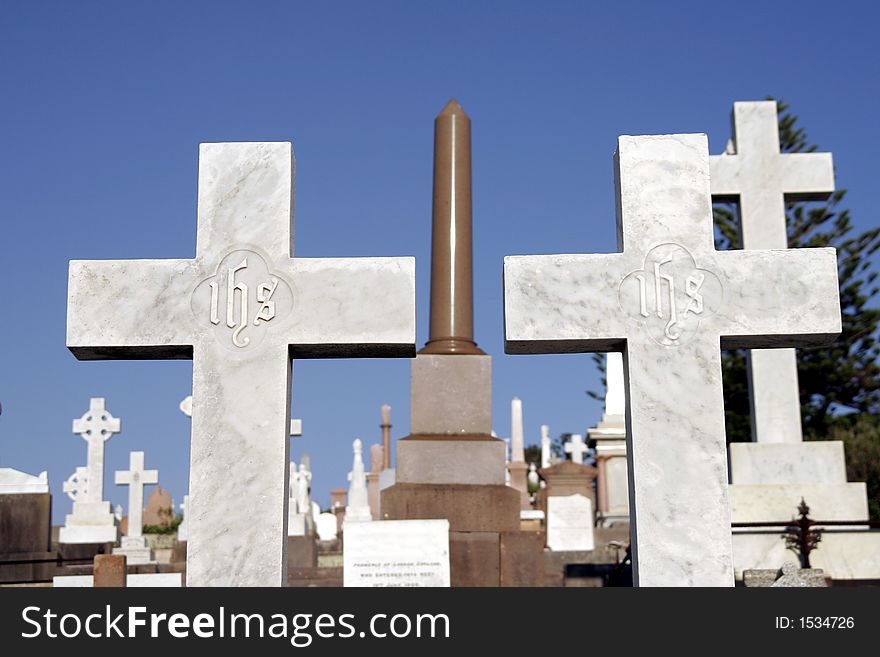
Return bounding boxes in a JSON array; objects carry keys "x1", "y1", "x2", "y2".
[
  {"x1": 115, "y1": 451, "x2": 159, "y2": 539},
  {"x1": 711, "y1": 101, "x2": 835, "y2": 444},
  {"x1": 72, "y1": 398, "x2": 120, "y2": 504},
  {"x1": 563, "y1": 434, "x2": 588, "y2": 464},
  {"x1": 67, "y1": 142, "x2": 415, "y2": 586},
  {"x1": 503, "y1": 133, "x2": 841, "y2": 586}
]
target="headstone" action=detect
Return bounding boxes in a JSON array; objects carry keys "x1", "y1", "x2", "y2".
[
  {"x1": 344, "y1": 439, "x2": 372, "y2": 523},
  {"x1": 711, "y1": 101, "x2": 834, "y2": 444},
  {"x1": 316, "y1": 512, "x2": 338, "y2": 541},
  {"x1": 507, "y1": 397, "x2": 530, "y2": 509},
  {"x1": 540, "y1": 425, "x2": 551, "y2": 468},
  {"x1": 588, "y1": 352, "x2": 630, "y2": 527},
  {"x1": 330, "y1": 488, "x2": 347, "y2": 535},
  {"x1": 563, "y1": 434, "x2": 587, "y2": 464},
  {"x1": 712, "y1": 102, "x2": 871, "y2": 577},
  {"x1": 343, "y1": 519, "x2": 450, "y2": 587},
  {"x1": 288, "y1": 461, "x2": 313, "y2": 536},
  {"x1": 743, "y1": 562, "x2": 827, "y2": 588},
  {"x1": 66, "y1": 141, "x2": 416, "y2": 585},
  {"x1": 59, "y1": 398, "x2": 120, "y2": 544},
  {"x1": 0, "y1": 469, "x2": 51, "y2": 554},
  {"x1": 503, "y1": 133, "x2": 841, "y2": 586},
  {"x1": 547, "y1": 495, "x2": 595, "y2": 552},
  {"x1": 143, "y1": 486, "x2": 174, "y2": 527},
  {"x1": 113, "y1": 451, "x2": 158, "y2": 564}
]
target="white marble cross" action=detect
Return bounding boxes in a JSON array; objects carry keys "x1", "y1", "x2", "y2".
[
  {"x1": 115, "y1": 451, "x2": 158, "y2": 539},
  {"x1": 67, "y1": 142, "x2": 415, "y2": 585},
  {"x1": 711, "y1": 101, "x2": 835, "y2": 444},
  {"x1": 563, "y1": 434, "x2": 587, "y2": 464},
  {"x1": 72, "y1": 398, "x2": 120, "y2": 504},
  {"x1": 183, "y1": 394, "x2": 303, "y2": 437},
  {"x1": 503, "y1": 133, "x2": 841, "y2": 586},
  {"x1": 63, "y1": 466, "x2": 89, "y2": 501}
]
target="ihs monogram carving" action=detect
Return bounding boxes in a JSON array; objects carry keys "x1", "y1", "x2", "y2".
[
  {"x1": 619, "y1": 243, "x2": 723, "y2": 346},
  {"x1": 191, "y1": 249, "x2": 293, "y2": 350}
]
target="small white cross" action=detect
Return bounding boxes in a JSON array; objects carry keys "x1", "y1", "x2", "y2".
[
  {"x1": 563, "y1": 434, "x2": 588, "y2": 464},
  {"x1": 115, "y1": 451, "x2": 158, "y2": 539}
]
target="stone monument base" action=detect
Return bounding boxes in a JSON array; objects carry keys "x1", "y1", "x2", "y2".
[
  {"x1": 381, "y1": 483, "x2": 543, "y2": 586},
  {"x1": 59, "y1": 501, "x2": 118, "y2": 544},
  {"x1": 113, "y1": 536, "x2": 153, "y2": 565}
]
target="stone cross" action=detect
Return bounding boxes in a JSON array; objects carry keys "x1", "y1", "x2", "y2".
[
  {"x1": 72, "y1": 398, "x2": 120, "y2": 503},
  {"x1": 564, "y1": 434, "x2": 587, "y2": 464},
  {"x1": 63, "y1": 466, "x2": 89, "y2": 501},
  {"x1": 540, "y1": 425, "x2": 551, "y2": 468},
  {"x1": 67, "y1": 142, "x2": 415, "y2": 585},
  {"x1": 503, "y1": 133, "x2": 841, "y2": 586},
  {"x1": 115, "y1": 451, "x2": 158, "y2": 539},
  {"x1": 183, "y1": 394, "x2": 303, "y2": 437},
  {"x1": 711, "y1": 101, "x2": 835, "y2": 444}
]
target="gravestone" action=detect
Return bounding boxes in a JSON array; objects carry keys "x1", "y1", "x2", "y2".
[
  {"x1": 343, "y1": 519, "x2": 450, "y2": 587},
  {"x1": 508, "y1": 397, "x2": 530, "y2": 509},
  {"x1": 588, "y1": 353, "x2": 630, "y2": 527},
  {"x1": 711, "y1": 101, "x2": 834, "y2": 445},
  {"x1": 0, "y1": 468, "x2": 51, "y2": 554},
  {"x1": 711, "y1": 102, "x2": 871, "y2": 579},
  {"x1": 316, "y1": 512, "x2": 337, "y2": 541},
  {"x1": 547, "y1": 495, "x2": 595, "y2": 552},
  {"x1": 59, "y1": 398, "x2": 120, "y2": 544},
  {"x1": 66, "y1": 141, "x2": 416, "y2": 585},
  {"x1": 143, "y1": 486, "x2": 174, "y2": 528},
  {"x1": 540, "y1": 425, "x2": 551, "y2": 468},
  {"x1": 344, "y1": 439, "x2": 372, "y2": 523},
  {"x1": 563, "y1": 434, "x2": 588, "y2": 464},
  {"x1": 504, "y1": 133, "x2": 841, "y2": 586},
  {"x1": 288, "y1": 461, "x2": 314, "y2": 536},
  {"x1": 113, "y1": 451, "x2": 158, "y2": 564}
]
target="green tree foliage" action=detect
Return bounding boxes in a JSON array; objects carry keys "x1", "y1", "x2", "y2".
[
  {"x1": 713, "y1": 99, "x2": 880, "y2": 441},
  {"x1": 823, "y1": 414, "x2": 880, "y2": 520}
]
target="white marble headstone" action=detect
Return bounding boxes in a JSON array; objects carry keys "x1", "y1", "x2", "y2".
[
  {"x1": 503, "y1": 133, "x2": 841, "y2": 586},
  {"x1": 711, "y1": 101, "x2": 835, "y2": 444},
  {"x1": 66, "y1": 142, "x2": 415, "y2": 585},
  {"x1": 343, "y1": 519, "x2": 450, "y2": 587},
  {"x1": 547, "y1": 495, "x2": 595, "y2": 552}
]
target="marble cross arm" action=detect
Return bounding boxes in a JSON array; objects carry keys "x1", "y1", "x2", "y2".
[
  {"x1": 710, "y1": 151, "x2": 835, "y2": 202},
  {"x1": 284, "y1": 257, "x2": 416, "y2": 358},
  {"x1": 67, "y1": 259, "x2": 198, "y2": 359},
  {"x1": 504, "y1": 253, "x2": 628, "y2": 354},
  {"x1": 715, "y1": 247, "x2": 841, "y2": 350}
]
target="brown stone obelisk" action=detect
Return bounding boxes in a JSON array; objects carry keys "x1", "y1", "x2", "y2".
[{"x1": 382, "y1": 100, "x2": 541, "y2": 586}]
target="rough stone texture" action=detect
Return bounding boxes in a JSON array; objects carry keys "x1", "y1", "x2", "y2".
[
  {"x1": 500, "y1": 530, "x2": 545, "y2": 587},
  {"x1": 730, "y1": 483, "x2": 868, "y2": 523},
  {"x1": 712, "y1": 101, "x2": 834, "y2": 444},
  {"x1": 66, "y1": 142, "x2": 416, "y2": 586},
  {"x1": 93, "y1": 554, "x2": 127, "y2": 587},
  {"x1": 449, "y1": 532, "x2": 499, "y2": 587},
  {"x1": 410, "y1": 353, "x2": 492, "y2": 435},
  {"x1": 288, "y1": 567, "x2": 343, "y2": 587},
  {"x1": 287, "y1": 536, "x2": 317, "y2": 569},
  {"x1": 504, "y1": 134, "x2": 841, "y2": 586},
  {"x1": 729, "y1": 441, "x2": 848, "y2": 485},
  {"x1": 0, "y1": 493, "x2": 51, "y2": 554},
  {"x1": 54, "y1": 573, "x2": 182, "y2": 587},
  {"x1": 743, "y1": 563, "x2": 828, "y2": 587},
  {"x1": 381, "y1": 483, "x2": 519, "y2": 532}
]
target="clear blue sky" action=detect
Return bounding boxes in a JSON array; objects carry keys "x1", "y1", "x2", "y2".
[{"x1": 1, "y1": 2, "x2": 876, "y2": 523}]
